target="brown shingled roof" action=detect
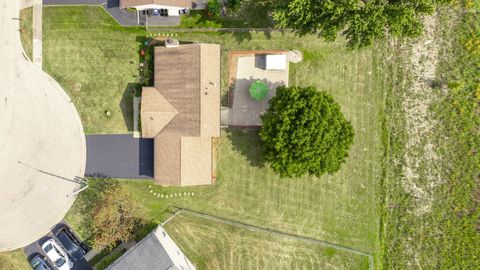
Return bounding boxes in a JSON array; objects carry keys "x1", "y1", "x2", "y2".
[
  {"x1": 120, "y1": 0, "x2": 192, "y2": 9},
  {"x1": 141, "y1": 44, "x2": 220, "y2": 186}
]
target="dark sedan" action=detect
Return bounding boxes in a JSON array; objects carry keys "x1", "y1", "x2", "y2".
[{"x1": 55, "y1": 230, "x2": 85, "y2": 261}]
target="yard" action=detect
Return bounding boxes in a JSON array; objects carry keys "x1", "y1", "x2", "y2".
[
  {"x1": 44, "y1": 5, "x2": 389, "y2": 269},
  {"x1": 0, "y1": 250, "x2": 30, "y2": 270},
  {"x1": 20, "y1": 7, "x2": 33, "y2": 60},
  {"x1": 163, "y1": 212, "x2": 370, "y2": 269}
]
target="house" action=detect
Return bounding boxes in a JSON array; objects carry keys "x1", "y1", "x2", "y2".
[
  {"x1": 106, "y1": 226, "x2": 196, "y2": 270},
  {"x1": 141, "y1": 43, "x2": 220, "y2": 186},
  {"x1": 119, "y1": 0, "x2": 192, "y2": 16}
]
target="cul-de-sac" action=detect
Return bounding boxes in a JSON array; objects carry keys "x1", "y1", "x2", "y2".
[{"x1": 0, "y1": 0, "x2": 478, "y2": 269}]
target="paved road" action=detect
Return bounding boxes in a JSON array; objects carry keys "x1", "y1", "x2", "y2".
[
  {"x1": 0, "y1": 0, "x2": 86, "y2": 251},
  {"x1": 24, "y1": 222, "x2": 93, "y2": 270},
  {"x1": 86, "y1": 135, "x2": 153, "y2": 179}
]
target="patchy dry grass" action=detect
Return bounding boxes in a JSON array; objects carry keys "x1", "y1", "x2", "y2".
[
  {"x1": 20, "y1": 7, "x2": 33, "y2": 60},
  {"x1": 0, "y1": 250, "x2": 29, "y2": 270},
  {"x1": 164, "y1": 212, "x2": 369, "y2": 270}
]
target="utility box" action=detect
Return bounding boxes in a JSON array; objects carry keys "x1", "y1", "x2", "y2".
[
  {"x1": 265, "y1": 54, "x2": 287, "y2": 70},
  {"x1": 165, "y1": 38, "x2": 179, "y2": 48}
]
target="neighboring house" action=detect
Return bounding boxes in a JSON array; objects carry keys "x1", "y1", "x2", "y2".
[
  {"x1": 120, "y1": 0, "x2": 192, "y2": 16},
  {"x1": 141, "y1": 43, "x2": 220, "y2": 186},
  {"x1": 106, "y1": 226, "x2": 196, "y2": 270}
]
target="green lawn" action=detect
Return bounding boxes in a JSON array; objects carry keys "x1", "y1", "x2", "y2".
[
  {"x1": 380, "y1": 5, "x2": 480, "y2": 268},
  {"x1": 43, "y1": 7, "x2": 146, "y2": 134},
  {"x1": 0, "y1": 250, "x2": 30, "y2": 270},
  {"x1": 20, "y1": 7, "x2": 33, "y2": 60},
  {"x1": 164, "y1": 212, "x2": 370, "y2": 270},
  {"x1": 45, "y1": 5, "x2": 391, "y2": 269},
  {"x1": 177, "y1": 2, "x2": 273, "y2": 29}
]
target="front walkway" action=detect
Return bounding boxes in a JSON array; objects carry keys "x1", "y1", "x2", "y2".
[{"x1": 85, "y1": 135, "x2": 153, "y2": 179}]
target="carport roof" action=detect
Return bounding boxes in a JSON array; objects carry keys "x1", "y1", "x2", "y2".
[{"x1": 120, "y1": 0, "x2": 192, "y2": 9}]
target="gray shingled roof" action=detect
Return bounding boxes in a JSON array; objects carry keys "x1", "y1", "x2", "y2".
[{"x1": 106, "y1": 232, "x2": 177, "y2": 270}]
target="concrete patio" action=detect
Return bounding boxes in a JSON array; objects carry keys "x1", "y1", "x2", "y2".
[{"x1": 230, "y1": 55, "x2": 289, "y2": 126}]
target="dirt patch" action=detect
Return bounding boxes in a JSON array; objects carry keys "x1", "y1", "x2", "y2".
[
  {"x1": 74, "y1": 82, "x2": 82, "y2": 92},
  {"x1": 402, "y1": 15, "x2": 442, "y2": 216}
]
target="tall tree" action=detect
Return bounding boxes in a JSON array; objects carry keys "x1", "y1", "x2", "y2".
[
  {"x1": 272, "y1": 0, "x2": 449, "y2": 48},
  {"x1": 260, "y1": 86, "x2": 354, "y2": 177}
]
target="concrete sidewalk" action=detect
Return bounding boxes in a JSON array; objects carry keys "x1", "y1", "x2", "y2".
[{"x1": 32, "y1": 0, "x2": 42, "y2": 67}]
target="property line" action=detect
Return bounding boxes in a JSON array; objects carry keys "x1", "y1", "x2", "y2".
[
  {"x1": 145, "y1": 27, "x2": 289, "y2": 32},
  {"x1": 160, "y1": 208, "x2": 182, "y2": 226},
  {"x1": 171, "y1": 207, "x2": 374, "y2": 270}
]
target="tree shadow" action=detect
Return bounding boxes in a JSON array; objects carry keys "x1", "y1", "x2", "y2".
[{"x1": 225, "y1": 128, "x2": 265, "y2": 167}]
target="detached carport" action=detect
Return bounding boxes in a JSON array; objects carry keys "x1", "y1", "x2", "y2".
[{"x1": 86, "y1": 135, "x2": 153, "y2": 179}]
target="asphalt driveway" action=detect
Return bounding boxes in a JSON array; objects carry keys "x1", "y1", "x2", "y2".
[
  {"x1": 23, "y1": 222, "x2": 92, "y2": 270},
  {"x1": 86, "y1": 135, "x2": 153, "y2": 179}
]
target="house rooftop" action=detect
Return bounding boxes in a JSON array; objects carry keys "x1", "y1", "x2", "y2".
[
  {"x1": 120, "y1": 0, "x2": 192, "y2": 9},
  {"x1": 106, "y1": 226, "x2": 195, "y2": 270},
  {"x1": 141, "y1": 43, "x2": 220, "y2": 186}
]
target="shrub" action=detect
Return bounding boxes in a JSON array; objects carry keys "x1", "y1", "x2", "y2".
[{"x1": 206, "y1": 0, "x2": 221, "y2": 18}]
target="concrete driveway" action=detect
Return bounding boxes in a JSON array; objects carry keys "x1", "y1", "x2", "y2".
[
  {"x1": 0, "y1": 0, "x2": 86, "y2": 251},
  {"x1": 86, "y1": 135, "x2": 153, "y2": 179},
  {"x1": 230, "y1": 56, "x2": 289, "y2": 126}
]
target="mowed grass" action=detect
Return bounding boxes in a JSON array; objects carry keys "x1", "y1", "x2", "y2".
[
  {"x1": 164, "y1": 213, "x2": 370, "y2": 270},
  {"x1": 43, "y1": 7, "x2": 146, "y2": 134},
  {"x1": 46, "y1": 5, "x2": 387, "y2": 268},
  {"x1": 20, "y1": 7, "x2": 33, "y2": 60},
  {"x1": 0, "y1": 250, "x2": 30, "y2": 270}
]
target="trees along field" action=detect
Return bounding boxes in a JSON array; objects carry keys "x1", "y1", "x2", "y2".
[
  {"x1": 272, "y1": 0, "x2": 452, "y2": 48},
  {"x1": 260, "y1": 86, "x2": 354, "y2": 177}
]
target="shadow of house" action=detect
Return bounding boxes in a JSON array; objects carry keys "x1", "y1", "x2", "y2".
[
  {"x1": 138, "y1": 138, "x2": 154, "y2": 177},
  {"x1": 225, "y1": 128, "x2": 264, "y2": 168},
  {"x1": 107, "y1": 0, "x2": 119, "y2": 8},
  {"x1": 119, "y1": 83, "x2": 136, "y2": 132}
]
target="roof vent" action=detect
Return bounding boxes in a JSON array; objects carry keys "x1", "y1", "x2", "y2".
[{"x1": 165, "y1": 38, "x2": 179, "y2": 48}]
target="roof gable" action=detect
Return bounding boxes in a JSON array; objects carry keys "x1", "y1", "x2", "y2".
[{"x1": 141, "y1": 87, "x2": 178, "y2": 138}]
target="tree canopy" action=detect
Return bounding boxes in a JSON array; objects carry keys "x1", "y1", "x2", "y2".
[
  {"x1": 272, "y1": 0, "x2": 450, "y2": 48},
  {"x1": 260, "y1": 86, "x2": 354, "y2": 177},
  {"x1": 91, "y1": 182, "x2": 145, "y2": 250}
]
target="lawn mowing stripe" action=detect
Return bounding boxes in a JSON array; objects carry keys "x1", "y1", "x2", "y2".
[{"x1": 171, "y1": 208, "x2": 374, "y2": 270}]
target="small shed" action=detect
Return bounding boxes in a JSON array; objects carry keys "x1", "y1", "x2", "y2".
[{"x1": 265, "y1": 54, "x2": 287, "y2": 70}]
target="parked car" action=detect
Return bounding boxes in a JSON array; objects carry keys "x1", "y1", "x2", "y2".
[
  {"x1": 41, "y1": 239, "x2": 72, "y2": 270},
  {"x1": 56, "y1": 229, "x2": 85, "y2": 261},
  {"x1": 29, "y1": 254, "x2": 51, "y2": 270},
  {"x1": 147, "y1": 9, "x2": 160, "y2": 16}
]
